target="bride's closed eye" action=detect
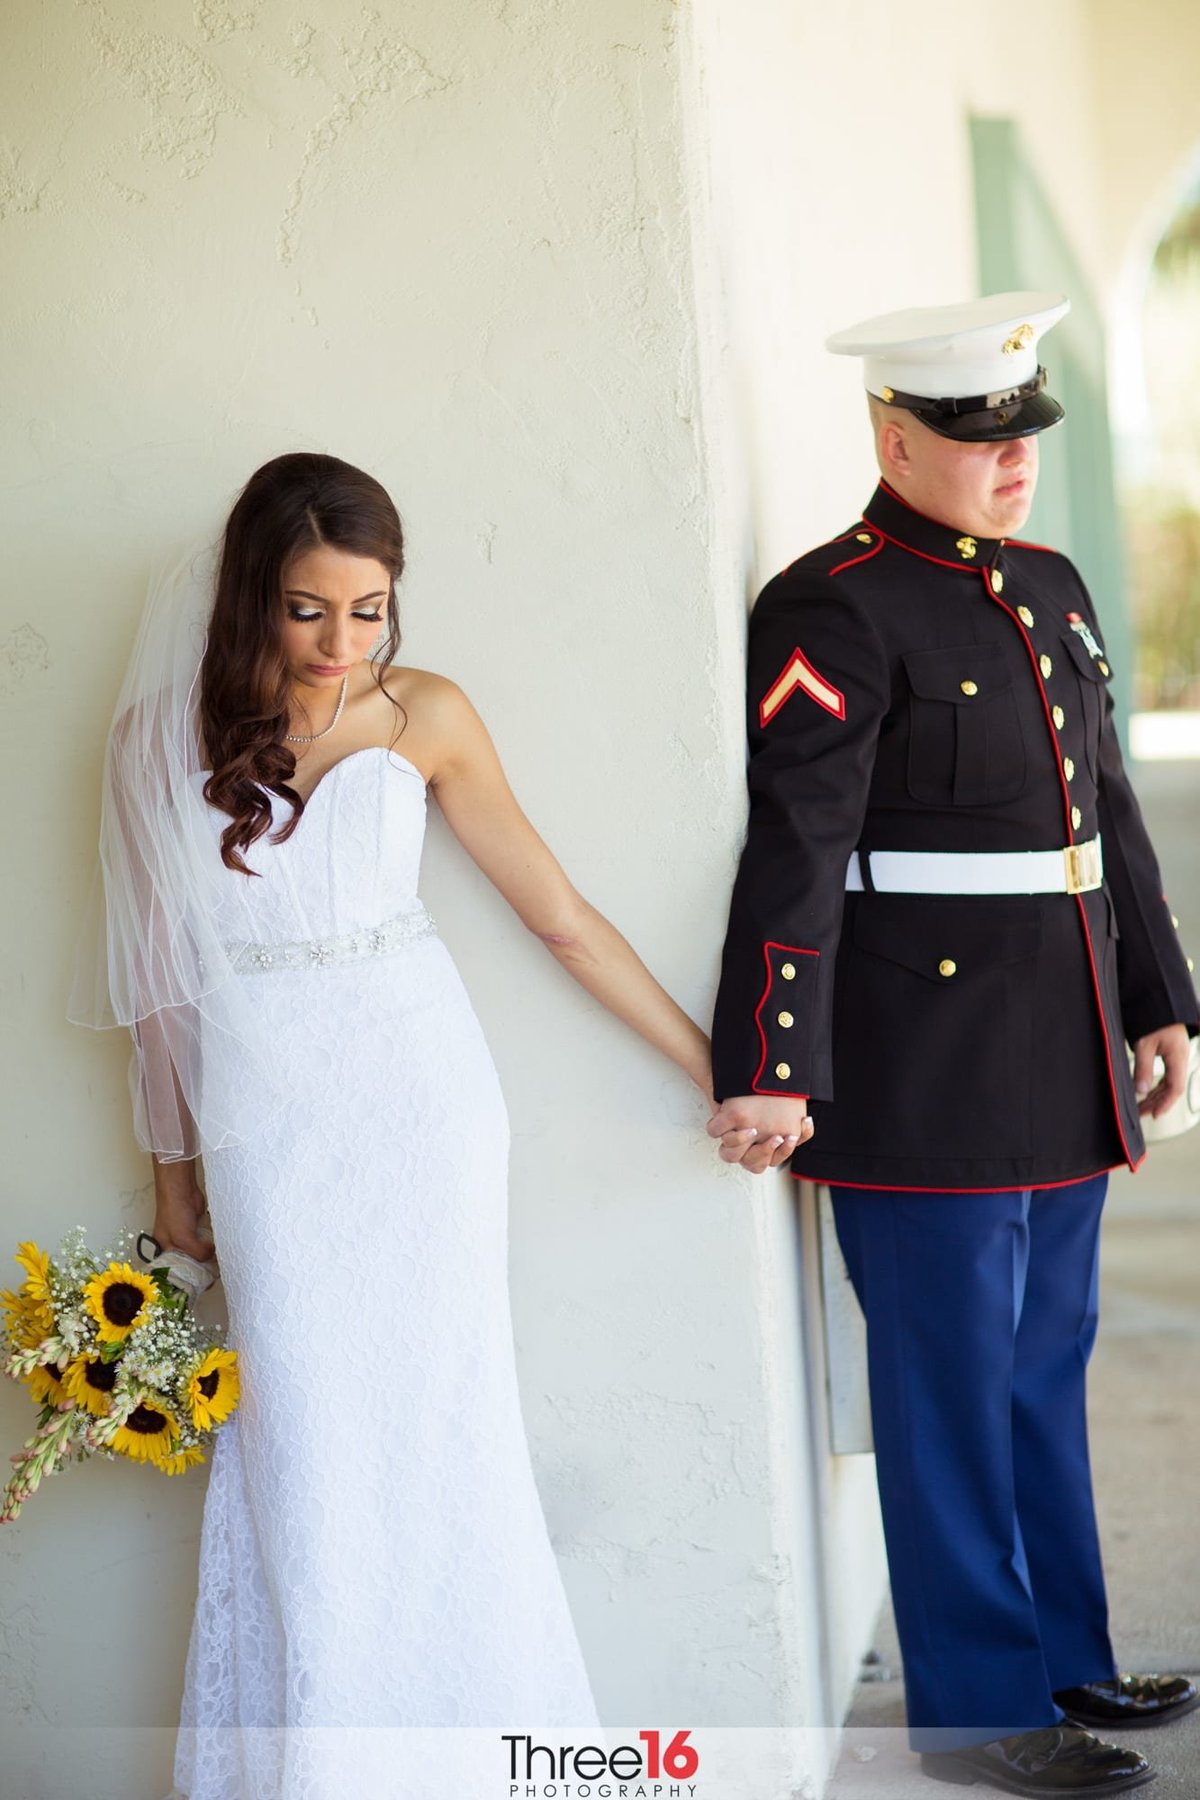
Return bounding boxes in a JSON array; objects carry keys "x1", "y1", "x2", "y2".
[{"x1": 287, "y1": 607, "x2": 384, "y2": 623}]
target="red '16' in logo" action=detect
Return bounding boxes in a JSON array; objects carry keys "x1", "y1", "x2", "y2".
[{"x1": 502, "y1": 1729, "x2": 700, "y2": 1782}]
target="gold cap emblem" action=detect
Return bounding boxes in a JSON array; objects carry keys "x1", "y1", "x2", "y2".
[
  {"x1": 956, "y1": 535, "x2": 977, "y2": 559},
  {"x1": 880, "y1": 385, "x2": 895, "y2": 403},
  {"x1": 1002, "y1": 323, "x2": 1035, "y2": 356}
]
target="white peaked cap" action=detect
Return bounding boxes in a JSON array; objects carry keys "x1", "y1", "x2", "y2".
[{"x1": 826, "y1": 291, "x2": 1071, "y2": 402}]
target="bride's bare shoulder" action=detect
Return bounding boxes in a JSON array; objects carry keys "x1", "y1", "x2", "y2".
[
  {"x1": 380, "y1": 663, "x2": 475, "y2": 720},
  {"x1": 379, "y1": 664, "x2": 487, "y2": 776}
]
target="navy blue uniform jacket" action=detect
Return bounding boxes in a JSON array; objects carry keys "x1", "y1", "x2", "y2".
[{"x1": 711, "y1": 481, "x2": 1200, "y2": 1192}]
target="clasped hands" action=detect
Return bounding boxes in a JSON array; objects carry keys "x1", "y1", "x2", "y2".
[
  {"x1": 706, "y1": 1023, "x2": 1191, "y2": 1176},
  {"x1": 706, "y1": 1094, "x2": 813, "y2": 1175}
]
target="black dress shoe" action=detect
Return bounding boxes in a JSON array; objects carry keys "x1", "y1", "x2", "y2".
[
  {"x1": 1054, "y1": 1674, "x2": 1199, "y2": 1730},
  {"x1": 920, "y1": 1725, "x2": 1153, "y2": 1795}
]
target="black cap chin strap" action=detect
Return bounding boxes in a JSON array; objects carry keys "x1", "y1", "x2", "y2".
[{"x1": 872, "y1": 364, "x2": 1049, "y2": 421}]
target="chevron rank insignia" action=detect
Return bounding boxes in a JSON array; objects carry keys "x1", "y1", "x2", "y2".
[{"x1": 760, "y1": 646, "x2": 846, "y2": 726}]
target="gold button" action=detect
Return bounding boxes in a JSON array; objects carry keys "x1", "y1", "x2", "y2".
[
  {"x1": 775, "y1": 1061, "x2": 792, "y2": 1080},
  {"x1": 1099, "y1": 661, "x2": 1110, "y2": 676},
  {"x1": 780, "y1": 961, "x2": 796, "y2": 980},
  {"x1": 938, "y1": 959, "x2": 957, "y2": 978},
  {"x1": 956, "y1": 535, "x2": 977, "y2": 560},
  {"x1": 1039, "y1": 654, "x2": 1053, "y2": 678},
  {"x1": 1188, "y1": 957, "x2": 1195, "y2": 973},
  {"x1": 991, "y1": 569, "x2": 1004, "y2": 593},
  {"x1": 1071, "y1": 805, "x2": 1082, "y2": 829},
  {"x1": 777, "y1": 1010, "x2": 794, "y2": 1029},
  {"x1": 1018, "y1": 605, "x2": 1035, "y2": 626},
  {"x1": 1063, "y1": 757, "x2": 1075, "y2": 781},
  {"x1": 856, "y1": 531, "x2": 872, "y2": 544},
  {"x1": 960, "y1": 679, "x2": 978, "y2": 696},
  {"x1": 1172, "y1": 914, "x2": 1180, "y2": 929},
  {"x1": 1053, "y1": 705, "x2": 1066, "y2": 729}
]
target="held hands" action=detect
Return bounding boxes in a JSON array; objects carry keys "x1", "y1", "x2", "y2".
[
  {"x1": 706, "y1": 1095, "x2": 814, "y2": 1174},
  {"x1": 1132, "y1": 1023, "x2": 1191, "y2": 1118}
]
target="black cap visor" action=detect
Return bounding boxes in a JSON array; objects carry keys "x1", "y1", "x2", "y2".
[
  {"x1": 915, "y1": 387, "x2": 1064, "y2": 442},
  {"x1": 874, "y1": 365, "x2": 1065, "y2": 441}
]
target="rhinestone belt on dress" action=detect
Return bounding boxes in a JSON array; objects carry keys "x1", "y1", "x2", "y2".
[{"x1": 222, "y1": 904, "x2": 437, "y2": 974}]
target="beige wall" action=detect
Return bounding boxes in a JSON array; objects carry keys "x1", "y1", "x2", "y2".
[
  {"x1": 1087, "y1": 0, "x2": 1200, "y2": 292},
  {"x1": 2, "y1": 3, "x2": 1184, "y2": 1796},
  {"x1": 2, "y1": 3, "x2": 843, "y2": 1797}
]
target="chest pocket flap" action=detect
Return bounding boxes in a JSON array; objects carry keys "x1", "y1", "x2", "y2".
[
  {"x1": 1061, "y1": 626, "x2": 1112, "y2": 684},
  {"x1": 901, "y1": 642, "x2": 1025, "y2": 807},
  {"x1": 902, "y1": 640, "x2": 1014, "y2": 702}
]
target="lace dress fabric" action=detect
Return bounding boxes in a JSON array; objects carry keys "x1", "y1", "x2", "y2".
[{"x1": 166, "y1": 748, "x2": 600, "y2": 1800}]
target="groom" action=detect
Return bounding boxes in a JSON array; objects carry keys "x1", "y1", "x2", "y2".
[{"x1": 707, "y1": 292, "x2": 1199, "y2": 1794}]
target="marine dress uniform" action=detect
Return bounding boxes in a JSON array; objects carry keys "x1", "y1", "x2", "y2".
[{"x1": 711, "y1": 295, "x2": 1200, "y2": 1783}]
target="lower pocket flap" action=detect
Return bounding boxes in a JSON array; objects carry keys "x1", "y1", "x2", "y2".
[{"x1": 852, "y1": 898, "x2": 1042, "y2": 981}]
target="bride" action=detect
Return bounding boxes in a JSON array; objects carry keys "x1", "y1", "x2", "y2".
[{"x1": 69, "y1": 452, "x2": 714, "y2": 1800}]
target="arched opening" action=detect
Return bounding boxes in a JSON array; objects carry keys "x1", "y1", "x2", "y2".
[{"x1": 1110, "y1": 146, "x2": 1200, "y2": 757}]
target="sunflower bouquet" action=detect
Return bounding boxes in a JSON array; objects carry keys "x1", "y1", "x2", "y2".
[{"x1": 0, "y1": 1225, "x2": 239, "y2": 1521}]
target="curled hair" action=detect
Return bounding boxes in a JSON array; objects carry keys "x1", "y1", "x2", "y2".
[{"x1": 199, "y1": 452, "x2": 406, "y2": 874}]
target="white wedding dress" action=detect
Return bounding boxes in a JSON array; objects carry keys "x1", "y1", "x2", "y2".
[{"x1": 167, "y1": 745, "x2": 601, "y2": 1800}]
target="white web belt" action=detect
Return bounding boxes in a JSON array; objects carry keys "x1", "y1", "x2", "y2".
[{"x1": 845, "y1": 836, "x2": 1103, "y2": 896}]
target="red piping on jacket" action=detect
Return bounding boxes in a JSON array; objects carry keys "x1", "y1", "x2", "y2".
[
  {"x1": 866, "y1": 520, "x2": 990, "y2": 574},
  {"x1": 981, "y1": 566, "x2": 1138, "y2": 1170},
  {"x1": 782, "y1": 523, "x2": 882, "y2": 577},
  {"x1": 752, "y1": 941, "x2": 817, "y2": 1095},
  {"x1": 829, "y1": 531, "x2": 885, "y2": 578}
]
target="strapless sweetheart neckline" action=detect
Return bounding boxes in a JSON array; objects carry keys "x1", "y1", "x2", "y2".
[{"x1": 192, "y1": 742, "x2": 427, "y2": 809}]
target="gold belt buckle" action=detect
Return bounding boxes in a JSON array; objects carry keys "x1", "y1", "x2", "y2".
[{"x1": 1064, "y1": 839, "x2": 1102, "y2": 894}]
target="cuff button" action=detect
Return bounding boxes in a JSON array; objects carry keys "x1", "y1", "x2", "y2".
[
  {"x1": 780, "y1": 962, "x2": 796, "y2": 980},
  {"x1": 777, "y1": 1010, "x2": 794, "y2": 1028},
  {"x1": 938, "y1": 959, "x2": 957, "y2": 978},
  {"x1": 775, "y1": 1062, "x2": 791, "y2": 1080}
]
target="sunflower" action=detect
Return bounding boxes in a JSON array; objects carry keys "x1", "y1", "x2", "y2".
[
  {"x1": 111, "y1": 1397, "x2": 179, "y2": 1463},
  {"x1": 188, "y1": 1347, "x2": 240, "y2": 1430},
  {"x1": 2, "y1": 1288, "x2": 55, "y2": 1349},
  {"x1": 62, "y1": 1352, "x2": 121, "y2": 1417},
  {"x1": 26, "y1": 1357, "x2": 71, "y2": 1407},
  {"x1": 83, "y1": 1262, "x2": 158, "y2": 1344},
  {"x1": 13, "y1": 1240, "x2": 53, "y2": 1307},
  {"x1": 156, "y1": 1443, "x2": 207, "y2": 1477}
]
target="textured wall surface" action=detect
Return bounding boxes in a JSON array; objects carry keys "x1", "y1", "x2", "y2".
[
  {"x1": 3, "y1": 2, "x2": 1172, "y2": 1795},
  {"x1": 1, "y1": 4, "x2": 836, "y2": 1797}
]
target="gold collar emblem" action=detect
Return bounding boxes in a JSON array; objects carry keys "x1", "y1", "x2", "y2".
[{"x1": 956, "y1": 535, "x2": 978, "y2": 560}]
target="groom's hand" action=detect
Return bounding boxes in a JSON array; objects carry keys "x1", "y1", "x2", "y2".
[
  {"x1": 1132, "y1": 1022, "x2": 1190, "y2": 1117},
  {"x1": 707, "y1": 1095, "x2": 813, "y2": 1173}
]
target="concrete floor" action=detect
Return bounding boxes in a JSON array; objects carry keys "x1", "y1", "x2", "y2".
[{"x1": 828, "y1": 761, "x2": 1200, "y2": 1797}]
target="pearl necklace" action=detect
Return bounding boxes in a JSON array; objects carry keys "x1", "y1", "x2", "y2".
[{"x1": 285, "y1": 673, "x2": 348, "y2": 742}]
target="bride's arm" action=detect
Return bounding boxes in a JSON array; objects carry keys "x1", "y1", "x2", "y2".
[{"x1": 419, "y1": 677, "x2": 713, "y2": 1102}]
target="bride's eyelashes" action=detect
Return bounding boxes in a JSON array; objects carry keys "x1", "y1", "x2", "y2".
[{"x1": 286, "y1": 607, "x2": 384, "y2": 623}]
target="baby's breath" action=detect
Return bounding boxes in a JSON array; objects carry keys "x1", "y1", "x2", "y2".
[{"x1": 1, "y1": 1224, "x2": 235, "y2": 1520}]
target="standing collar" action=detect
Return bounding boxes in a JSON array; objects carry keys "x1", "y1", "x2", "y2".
[{"x1": 862, "y1": 479, "x2": 1003, "y2": 570}]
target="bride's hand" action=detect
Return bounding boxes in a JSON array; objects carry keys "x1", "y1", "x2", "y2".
[{"x1": 151, "y1": 1164, "x2": 217, "y2": 1262}]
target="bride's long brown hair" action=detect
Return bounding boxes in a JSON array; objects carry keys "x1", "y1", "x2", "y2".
[{"x1": 200, "y1": 452, "x2": 406, "y2": 876}]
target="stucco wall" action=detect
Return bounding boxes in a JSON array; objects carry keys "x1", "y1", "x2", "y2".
[
  {"x1": 1, "y1": 2, "x2": 1159, "y2": 1796},
  {"x1": 1, "y1": 4, "x2": 841, "y2": 1797}
]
